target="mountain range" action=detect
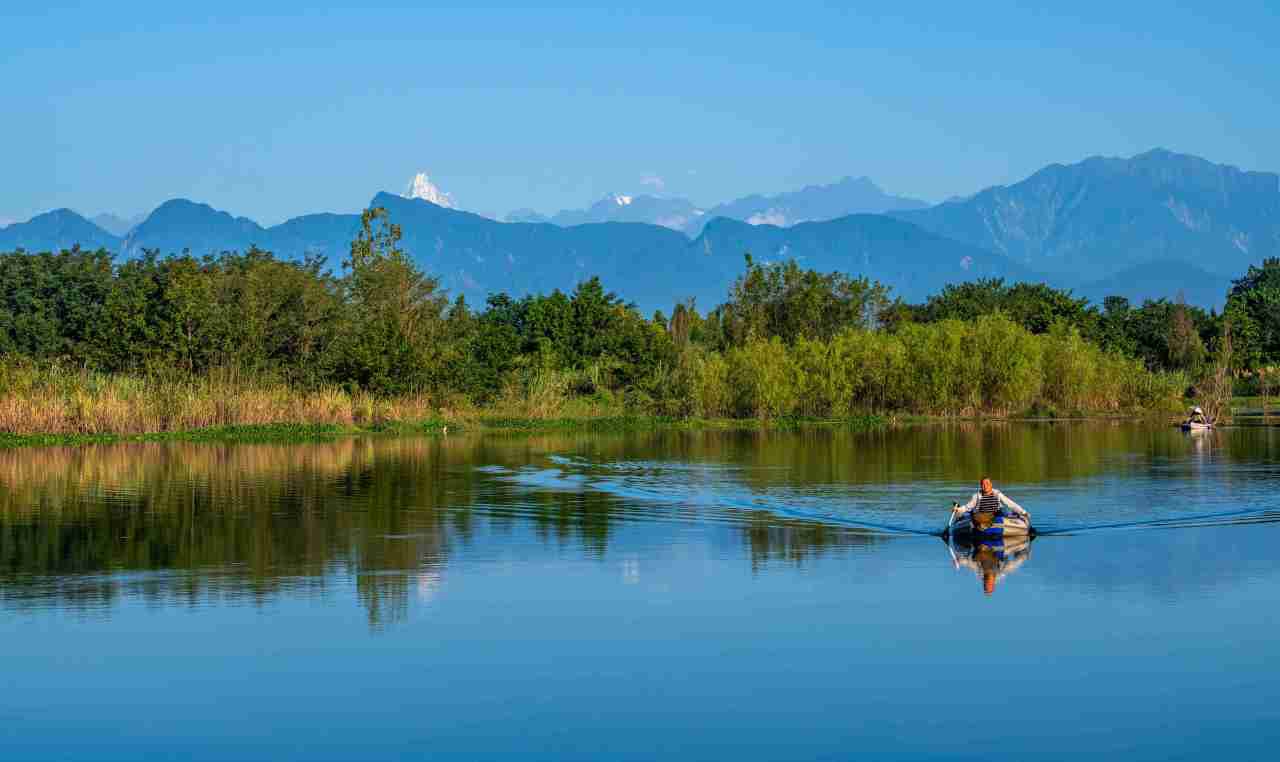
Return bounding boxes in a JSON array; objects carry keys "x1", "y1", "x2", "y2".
[
  {"x1": 3, "y1": 149, "x2": 1276, "y2": 311},
  {"x1": 506, "y1": 175, "x2": 929, "y2": 235},
  {"x1": 892, "y1": 149, "x2": 1279, "y2": 284},
  {"x1": 507, "y1": 194, "x2": 703, "y2": 231},
  {"x1": 690, "y1": 175, "x2": 929, "y2": 235},
  {"x1": 0, "y1": 209, "x2": 123, "y2": 253}
]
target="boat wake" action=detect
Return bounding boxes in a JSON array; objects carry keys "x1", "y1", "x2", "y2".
[
  {"x1": 490, "y1": 455, "x2": 1280, "y2": 541},
  {"x1": 1034, "y1": 507, "x2": 1280, "y2": 536},
  {"x1": 495, "y1": 456, "x2": 938, "y2": 536}
]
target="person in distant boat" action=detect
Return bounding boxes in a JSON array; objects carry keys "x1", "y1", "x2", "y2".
[
  {"x1": 1188, "y1": 406, "x2": 1209, "y2": 425},
  {"x1": 957, "y1": 478, "x2": 1030, "y2": 522}
]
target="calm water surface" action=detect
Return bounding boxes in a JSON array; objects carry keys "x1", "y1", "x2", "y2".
[{"x1": 2, "y1": 423, "x2": 1279, "y2": 760}]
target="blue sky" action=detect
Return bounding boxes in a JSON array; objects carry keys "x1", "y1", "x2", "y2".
[{"x1": 4, "y1": 1, "x2": 1278, "y2": 225}]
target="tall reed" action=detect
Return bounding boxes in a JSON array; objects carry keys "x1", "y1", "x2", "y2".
[
  {"x1": 0, "y1": 361, "x2": 442, "y2": 436},
  {"x1": 657, "y1": 316, "x2": 1184, "y2": 420}
]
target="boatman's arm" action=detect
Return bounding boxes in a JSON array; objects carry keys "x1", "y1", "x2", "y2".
[
  {"x1": 997, "y1": 491, "x2": 1029, "y2": 518},
  {"x1": 958, "y1": 493, "x2": 979, "y2": 511}
]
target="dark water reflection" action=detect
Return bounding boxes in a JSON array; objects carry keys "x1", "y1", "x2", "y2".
[{"x1": 3, "y1": 423, "x2": 1280, "y2": 759}]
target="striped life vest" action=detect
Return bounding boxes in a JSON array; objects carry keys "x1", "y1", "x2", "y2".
[{"x1": 976, "y1": 491, "x2": 1002, "y2": 514}]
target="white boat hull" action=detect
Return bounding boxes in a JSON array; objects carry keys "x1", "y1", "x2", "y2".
[{"x1": 946, "y1": 511, "x2": 1033, "y2": 539}]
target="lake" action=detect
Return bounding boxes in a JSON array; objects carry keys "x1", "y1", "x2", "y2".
[{"x1": 3, "y1": 423, "x2": 1279, "y2": 760}]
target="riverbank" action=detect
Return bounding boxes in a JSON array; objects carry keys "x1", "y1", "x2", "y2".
[
  {"x1": 2, "y1": 408, "x2": 1213, "y2": 450},
  {"x1": 0, "y1": 414, "x2": 897, "y2": 449},
  {"x1": 0, "y1": 361, "x2": 1187, "y2": 449}
]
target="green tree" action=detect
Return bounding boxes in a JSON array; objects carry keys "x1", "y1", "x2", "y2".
[
  {"x1": 1224, "y1": 258, "x2": 1280, "y2": 370},
  {"x1": 330, "y1": 207, "x2": 448, "y2": 394},
  {"x1": 0, "y1": 247, "x2": 113, "y2": 359},
  {"x1": 717, "y1": 255, "x2": 890, "y2": 346},
  {"x1": 1167, "y1": 296, "x2": 1207, "y2": 374},
  {"x1": 1096, "y1": 296, "x2": 1137, "y2": 357},
  {"x1": 921, "y1": 278, "x2": 1096, "y2": 335}
]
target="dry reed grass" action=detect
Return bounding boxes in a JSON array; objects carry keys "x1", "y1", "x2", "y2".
[{"x1": 0, "y1": 364, "x2": 452, "y2": 436}]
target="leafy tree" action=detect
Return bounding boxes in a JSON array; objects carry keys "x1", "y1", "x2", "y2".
[
  {"x1": 668, "y1": 299, "x2": 697, "y2": 350},
  {"x1": 875, "y1": 298, "x2": 927, "y2": 332},
  {"x1": 0, "y1": 247, "x2": 113, "y2": 359},
  {"x1": 330, "y1": 207, "x2": 448, "y2": 394},
  {"x1": 716, "y1": 255, "x2": 890, "y2": 346},
  {"x1": 1224, "y1": 258, "x2": 1280, "y2": 370},
  {"x1": 920, "y1": 278, "x2": 1096, "y2": 335},
  {"x1": 1095, "y1": 296, "x2": 1138, "y2": 357},
  {"x1": 1120, "y1": 298, "x2": 1217, "y2": 371},
  {"x1": 1167, "y1": 296, "x2": 1207, "y2": 374},
  {"x1": 468, "y1": 293, "x2": 524, "y2": 400}
]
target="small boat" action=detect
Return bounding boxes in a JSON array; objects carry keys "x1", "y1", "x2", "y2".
[
  {"x1": 1180, "y1": 421, "x2": 1213, "y2": 432},
  {"x1": 944, "y1": 508, "x2": 1033, "y2": 540}
]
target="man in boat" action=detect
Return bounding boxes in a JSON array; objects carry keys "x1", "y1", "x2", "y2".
[
  {"x1": 957, "y1": 477, "x2": 1030, "y2": 526},
  {"x1": 1188, "y1": 406, "x2": 1209, "y2": 425}
]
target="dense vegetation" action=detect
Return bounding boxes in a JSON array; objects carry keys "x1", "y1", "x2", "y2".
[{"x1": 4, "y1": 207, "x2": 1277, "y2": 434}]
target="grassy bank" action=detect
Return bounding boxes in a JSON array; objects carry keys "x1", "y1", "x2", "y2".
[
  {"x1": 0, "y1": 352, "x2": 1188, "y2": 450},
  {"x1": 0, "y1": 420, "x2": 462, "y2": 449},
  {"x1": 0, "y1": 363, "x2": 894, "y2": 448},
  {"x1": 0, "y1": 415, "x2": 897, "y2": 449}
]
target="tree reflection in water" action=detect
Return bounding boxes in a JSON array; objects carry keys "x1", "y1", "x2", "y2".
[{"x1": 4, "y1": 423, "x2": 1271, "y2": 626}]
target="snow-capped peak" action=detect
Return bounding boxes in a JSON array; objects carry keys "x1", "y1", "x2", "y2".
[{"x1": 405, "y1": 172, "x2": 456, "y2": 208}]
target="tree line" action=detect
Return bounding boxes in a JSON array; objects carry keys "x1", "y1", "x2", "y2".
[{"x1": 4, "y1": 206, "x2": 1278, "y2": 418}]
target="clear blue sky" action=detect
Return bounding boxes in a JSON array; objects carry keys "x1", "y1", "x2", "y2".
[{"x1": 4, "y1": 1, "x2": 1277, "y2": 225}]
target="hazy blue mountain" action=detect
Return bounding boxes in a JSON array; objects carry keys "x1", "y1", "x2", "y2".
[
  {"x1": 267, "y1": 213, "x2": 363, "y2": 262},
  {"x1": 90, "y1": 212, "x2": 147, "y2": 237},
  {"x1": 687, "y1": 176, "x2": 930, "y2": 236},
  {"x1": 113, "y1": 191, "x2": 1022, "y2": 311},
  {"x1": 1075, "y1": 260, "x2": 1232, "y2": 310},
  {"x1": 504, "y1": 208, "x2": 548, "y2": 224},
  {"x1": 123, "y1": 199, "x2": 270, "y2": 257},
  {"x1": 0, "y1": 194, "x2": 1139, "y2": 312},
  {"x1": 691, "y1": 214, "x2": 1034, "y2": 303},
  {"x1": 373, "y1": 194, "x2": 1042, "y2": 308},
  {"x1": 507, "y1": 193, "x2": 703, "y2": 231},
  {"x1": 119, "y1": 202, "x2": 361, "y2": 263},
  {"x1": 370, "y1": 192, "x2": 704, "y2": 309},
  {"x1": 9, "y1": 149, "x2": 1268, "y2": 313},
  {"x1": 0, "y1": 209, "x2": 120, "y2": 252},
  {"x1": 894, "y1": 149, "x2": 1280, "y2": 279}
]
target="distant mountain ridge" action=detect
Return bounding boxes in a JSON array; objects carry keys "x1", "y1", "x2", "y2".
[
  {"x1": 893, "y1": 148, "x2": 1280, "y2": 281},
  {"x1": 689, "y1": 176, "x2": 929, "y2": 235},
  {"x1": 4, "y1": 149, "x2": 1275, "y2": 310},
  {"x1": 0, "y1": 195, "x2": 1035, "y2": 311},
  {"x1": 510, "y1": 175, "x2": 930, "y2": 234},
  {"x1": 507, "y1": 193, "x2": 703, "y2": 231},
  {"x1": 691, "y1": 214, "x2": 1032, "y2": 303},
  {"x1": 0, "y1": 209, "x2": 121, "y2": 253},
  {"x1": 122, "y1": 199, "x2": 277, "y2": 258}
]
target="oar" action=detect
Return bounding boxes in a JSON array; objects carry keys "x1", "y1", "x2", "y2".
[
  {"x1": 946, "y1": 539, "x2": 961, "y2": 569},
  {"x1": 943, "y1": 502, "x2": 961, "y2": 537}
]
